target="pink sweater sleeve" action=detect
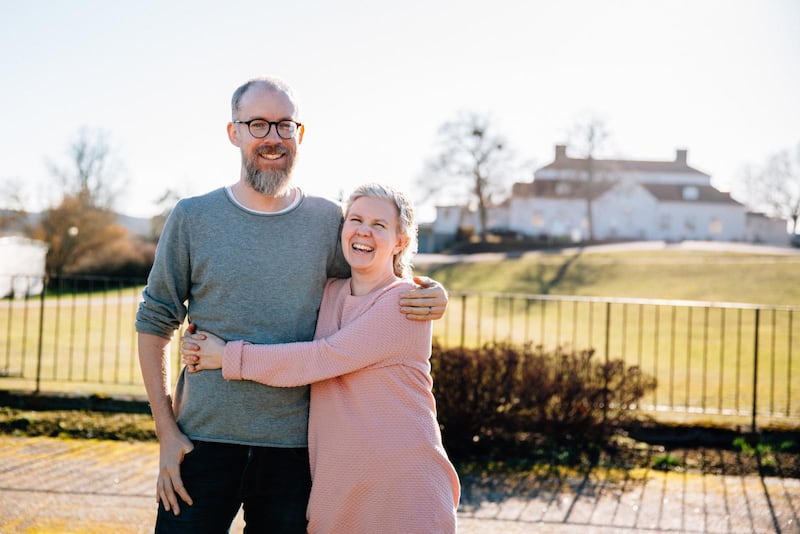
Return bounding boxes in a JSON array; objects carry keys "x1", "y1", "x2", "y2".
[{"x1": 222, "y1": 286, "x2": 432, "y2": 386}]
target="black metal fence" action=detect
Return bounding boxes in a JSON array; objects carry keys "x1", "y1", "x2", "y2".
[
  {"x1": 1, "y1": 275, "x2": 798, "y2": 429},
  {"x1": 1, "y1": 275, "x2": 149, "y2": 395},
  {"x1": 439, "y1": 292, "x2": 799, "y2": 429}
]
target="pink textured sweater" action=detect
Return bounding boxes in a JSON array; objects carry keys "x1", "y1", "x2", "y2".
[{"x1": 223, "y1": 278, "x2": 460, "y2": 533}]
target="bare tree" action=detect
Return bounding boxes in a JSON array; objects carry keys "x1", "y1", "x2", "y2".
[
  {"x1": 420, "y1": 112, "x2": 513, "y2": 242},
  {"x1": 741, "y1": 143, "x2": 800, "y2": 236},
  {"x1": 31, "y1": 128, "x2": 130, "y2": 276},
  {"x1": 567, "y1": 116, "x2": 611, "y2": 242},
  {"x1": 149, "y1": 188, "x2": 183, "y2": 242},
  {"x1": 0, "y1": 178, "x2": 28, "y2": 232},
  {"x1": 47, "y1": 127, "x2": 124, "y2": 209}
]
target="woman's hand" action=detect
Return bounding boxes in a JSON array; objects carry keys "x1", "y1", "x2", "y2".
[
  {"x1": 399, "y1": 276, "x2": 449, "y2": 321},
  {"x1": 180, "y1": 330, "x2": 226, "y2": 371}
]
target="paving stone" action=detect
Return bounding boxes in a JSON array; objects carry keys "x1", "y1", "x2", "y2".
[{"x1": 1, "y1": 435, "x2": 798, "y2": 534}]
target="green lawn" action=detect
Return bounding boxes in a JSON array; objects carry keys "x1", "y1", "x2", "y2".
[
  {"x1": 418, "y1": 249, "x2": 800, "y2": 305},
  {"x1": 0, "y1": 287, "x2": 184, "y2": 396}
]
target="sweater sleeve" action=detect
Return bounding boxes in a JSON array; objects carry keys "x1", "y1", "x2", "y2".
[
  {"x1": 222, "y1": 285, "x2": 432, "y2": 387},
  {"x1": 135, "y1": 201, "x2": 191, "y2": 338}
]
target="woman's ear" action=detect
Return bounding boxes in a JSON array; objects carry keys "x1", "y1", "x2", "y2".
[{"x1": 394, "y1": 235, "x2": 410, "y2": 256}]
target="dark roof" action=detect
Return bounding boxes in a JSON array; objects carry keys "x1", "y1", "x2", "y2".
[
  {"x1": 512, "y1": 179, "x2": 741, "y2": 205},
  {"x1": 512, "y1": 179, "x2": 616, "y2": 201},
  {"x1": 641, "y1": 184, "x2": 740, "y2": 204},
  {"x1": 537, "y1": 145, "x2": 710, "y2": 177}
]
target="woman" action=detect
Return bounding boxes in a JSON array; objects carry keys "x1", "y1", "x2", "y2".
[{"x1": 181, "y1": 183, "x2": 460, "y2": 533}]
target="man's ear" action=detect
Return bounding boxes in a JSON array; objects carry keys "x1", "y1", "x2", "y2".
[
  {"x1": 297, "y1": 124, "x2": 305, "y2": 144},
  {"x1": 227, "y1": 122, "x2": 241, "y2": 147}
]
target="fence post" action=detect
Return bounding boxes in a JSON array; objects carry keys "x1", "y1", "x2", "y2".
[
  {"x1": 459, "y1": 294, "x2": 467, "y2": 349},
  {"x1": 34, "y1": 277, "x2": 47, "y2": 394},
  {"x1": 603, "y1": 301, "x2": 611, "y2": 425},
  {"x1": 751, "y1": 308, "x2": 760, "y2": 433}
]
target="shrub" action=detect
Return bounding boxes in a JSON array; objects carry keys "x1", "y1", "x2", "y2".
[
  {"x1": 430, "y1": 340, "x2": 657, "y2": 456},
  {"x1": 70, "y1": 235, "x2": 155, "y2": 279},
  {"x1": 652, "y1": 454, "x2": 682, "y2": 471}
]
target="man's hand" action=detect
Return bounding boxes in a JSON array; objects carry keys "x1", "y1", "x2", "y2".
[
  {"x1": 138, "y1": 331, "x2": 194, "y2": 515},
  {"x1": 156, "y1": 430, "x2": 195, "y2": 516},
  {"x1": 399, "y1": 275, "x2": 449, "y2": 321}
]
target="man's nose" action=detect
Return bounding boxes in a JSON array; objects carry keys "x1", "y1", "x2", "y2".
[{"x1": 263, "y1": 125, "x2": 283, "y2": 142}]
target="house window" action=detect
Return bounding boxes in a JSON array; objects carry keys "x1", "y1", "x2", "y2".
[
  {"x1": 555, "y1": 182, "x2": 571, "y2": 196},
  {"x1": 709, "y1": 217, "x2": 723, "y2": 235},
  {"x1": 682, "y1": 186, "x2": 699, "y2": 200},
  {"x1": 530, "y1": 211, "x2": 544, "y2": 227},
  {"x1": 660, "y1": 215, "x2": 671, "y2": 231},
  {"x1": 684, "y1": 216, "x2": 696, "y2": 233}
]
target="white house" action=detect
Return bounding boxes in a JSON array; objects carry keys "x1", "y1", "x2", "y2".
[
  {"x1": 745, "y1": 212, "x2": 791, "y2": 244},
  {"x1": 430, "y1": 145, "x2": 788, "y2": 250},
  {"x1": 0, "y1": 236, "x2": 48, "y2": 298}
]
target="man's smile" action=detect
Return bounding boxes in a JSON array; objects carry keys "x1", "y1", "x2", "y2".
[{"x1": 257, "y1": 146, "x2": 287, "y2": 161}]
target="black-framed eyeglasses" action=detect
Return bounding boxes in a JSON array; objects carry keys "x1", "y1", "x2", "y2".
[{"x1": 233, "y1": 119, "x2": 302, "y2": 139}]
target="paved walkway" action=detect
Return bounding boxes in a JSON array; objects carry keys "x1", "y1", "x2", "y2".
[{"x1": 0, "y1": 436, "x2": 797, "y2": 533}]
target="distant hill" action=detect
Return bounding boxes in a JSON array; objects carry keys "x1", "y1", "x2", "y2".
[
  {"x1": 115, "y1": 213, "x2": 152, "y2": 237},
  {"x1": 1, "y1": 209, "x2": 152, "y2": 238}
]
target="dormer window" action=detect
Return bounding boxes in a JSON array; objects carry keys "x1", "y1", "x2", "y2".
[
  {"x1": 682, "y1": 186, "x2": 699, "y2": 200},
  {"x1": 555, "y1": 182, "x2": 572, "y2": 196}
]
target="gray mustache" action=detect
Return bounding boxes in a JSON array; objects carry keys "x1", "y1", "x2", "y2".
[{"x1": 257, "y1": 146, "x2": 288, "y2": 157}]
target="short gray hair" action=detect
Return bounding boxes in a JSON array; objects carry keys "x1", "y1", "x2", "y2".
[
  {"x1": 344, "y1": 183, "x2": 418, "y2": 278},
  {"x1": 231, "y1": 77, "x2": 299, "y2": 119}
]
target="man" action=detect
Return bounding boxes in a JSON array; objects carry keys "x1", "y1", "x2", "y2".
[{"x1": 136, "y1": 77, "x2": 448, "y2": 533}]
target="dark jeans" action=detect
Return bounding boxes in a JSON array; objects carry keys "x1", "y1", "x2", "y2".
[{"x1": 154, "y1": 440, "x2": 311, "y2": 534}]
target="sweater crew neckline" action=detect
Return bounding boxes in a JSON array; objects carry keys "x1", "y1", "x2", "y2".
[{"x1": 224, "y1": 185, "x2": 303, "y2": 215}]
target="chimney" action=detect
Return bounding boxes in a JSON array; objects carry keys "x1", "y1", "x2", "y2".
[
  {"x1": 675, "y1": 149, "x2": 688, "y2": 165},
  {"x1": 555, "y1": 144, "x2": 567, "y2": 161}
]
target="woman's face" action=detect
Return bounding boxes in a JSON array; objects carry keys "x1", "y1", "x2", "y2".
[{"x1": 342, "y1": 196, "x2": 406, "y2": 277}]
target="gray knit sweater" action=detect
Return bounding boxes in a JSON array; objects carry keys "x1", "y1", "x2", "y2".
[{"x1": 135, "y1": 187, "x2": 349, "y2": 446}]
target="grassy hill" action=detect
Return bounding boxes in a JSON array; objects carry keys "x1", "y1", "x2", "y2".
[{"x1": 416, "y1": 246, "x2": 800, "y2": 306}]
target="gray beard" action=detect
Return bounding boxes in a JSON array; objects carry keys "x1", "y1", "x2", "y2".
[
  {"x1": 245, "y1": 165, "x2": 290, "y2": 196},
  {"x1": 243, "y1": 153, "x2": 293, "y2": 196}
]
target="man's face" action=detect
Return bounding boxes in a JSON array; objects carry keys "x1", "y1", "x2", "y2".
[{"x1": 228, "y1": 85, "x2": 304, "y2": 196}]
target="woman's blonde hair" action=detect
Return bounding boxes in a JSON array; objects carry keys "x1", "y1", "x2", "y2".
[{"x1": 344, "y1": 183, "x2": 418, "y2": 278}]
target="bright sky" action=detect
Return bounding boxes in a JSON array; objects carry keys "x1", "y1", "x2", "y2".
[{"x1": 2, "y1": 0, "x2": 799, "y2": 222}]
